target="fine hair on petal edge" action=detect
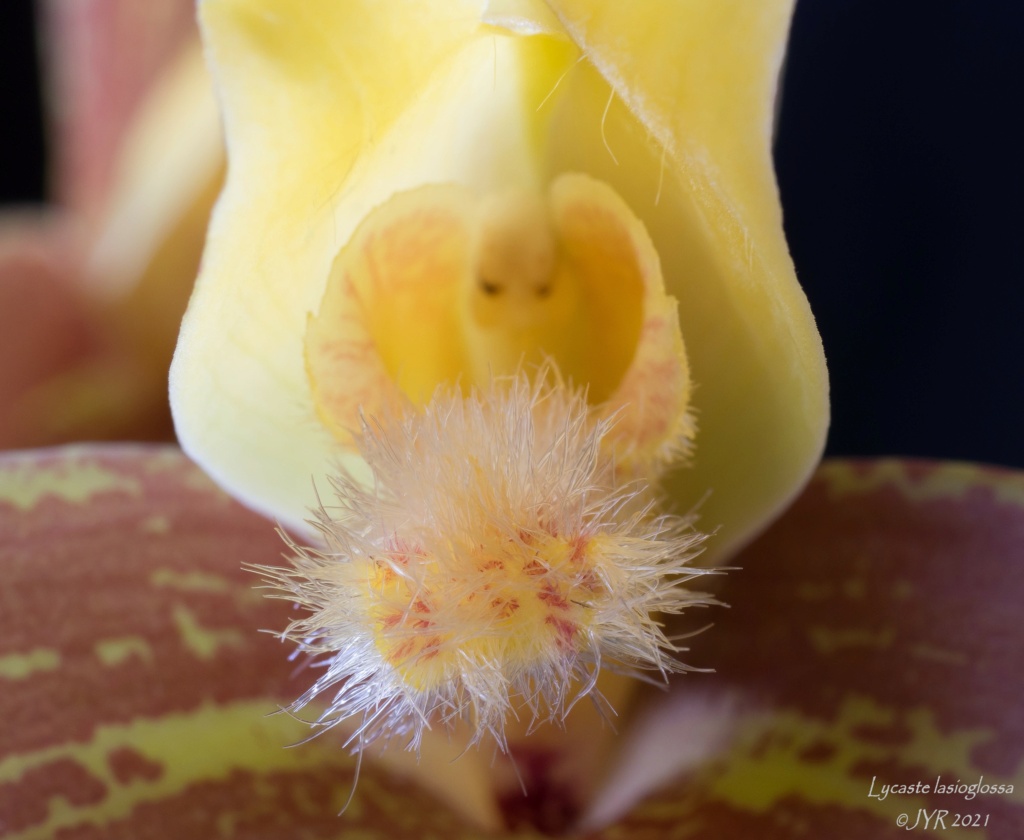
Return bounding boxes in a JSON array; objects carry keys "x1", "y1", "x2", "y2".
[{"x1": 250, "y1": 363, "x2": 719, "y2": 756}]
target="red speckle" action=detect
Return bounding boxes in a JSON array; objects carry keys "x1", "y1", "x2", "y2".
[
  {"x1": 523, "y1": 559, "x2": 545, "y2": 577},
  {"x1": 419, "y1": 638, "x2": 442, "y2": 661},
  {"x1": 384, "y1": 537, "x2": 424, "y2": 564},
  {"x1": 107, "y1": 746, "x2": 164, "y2": 784},
  {"x1": 538, "y1": 584, "x2": 569, "y2": 611},
  {"x1": 568, "y1": 536, "x2": 588, "y2": 565},
  {"x1": 642, "y1": 316, "x2": 666, "y2": 336},
  {"x1": 576, "y1": 568, "x2": 601, "y2": 594},
  {"x1": 535, "y1": 514, "x2": 559, "y2": 538},
  {"x1": 324, "y1": 346, "x2": 374, "y2": 364},
  {"x1": 544, "y1": 616, "x2": 577, "y2": 649},
  {"x1": 479, "y1": 558, "x2": 505, "y2": 571},
  {"x1": 373, "y1": 559, "x2": 396, "y2": 584},
  {"x1": 491, "y1": 597, "x2": 520, "y2": 619},
  {"x1": 387, "y1": 640, "x2": 416, "y2": 665}
]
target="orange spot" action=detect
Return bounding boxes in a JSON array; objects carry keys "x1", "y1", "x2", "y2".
[
  {"x1": 374, "y1": 560, "x2": 397, "y2": 584},
  {"x1": 388, "y1": 640, "x2": 416, "y2": 665},
  {"x1": 491, "y1": 597, "x2": 521, "y2": 619},
  {"x1": 577, "y1": 568, "x2": 601, "y2": 593},
  {"x1": 569, "y1": 536, "x2": 589, "y2": 565},
  {"x1": 538, "y1": 584, "x2": 569, "y2": 611},
  {"x1": 544, "y1": 615, "x2": 577, "y2": 650}
]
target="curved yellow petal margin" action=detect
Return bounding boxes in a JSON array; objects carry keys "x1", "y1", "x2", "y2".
[
  {"x1": 544, "y1": 0, "x2": 828, "y2": 557},
  {"x1": 171, "y1": 0, "x2": 493, "y2": 526}
]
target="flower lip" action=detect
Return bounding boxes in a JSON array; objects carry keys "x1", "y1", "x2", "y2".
[{"x1": 255, "y1": 368, "x2": 714, "y2": 754}]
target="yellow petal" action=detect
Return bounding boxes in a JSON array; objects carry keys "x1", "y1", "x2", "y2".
[
  {"x1": 172, "y1": 0, "x2": 537, "y2": 526},
  {"x1": 539, "y1": 0, "x2": 827, "y2": 557},
  {"x1": 482, "y1": 0, "x2": 564, "y2": 35},
  {"x1": 303, "y1": 184, "x2": 474, "y2": 442},
  {"x1": 169, "y1": 2, "x2": 828, "y2": 825},
  {"x1": 172, "y1": 0, "x2": 827, "y2": 562},
  {"x1": 550, "y1": 173, "x2": 694, "y2": 469}
]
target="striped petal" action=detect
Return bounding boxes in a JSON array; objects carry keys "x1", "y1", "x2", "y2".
[
  {"x1": 4, "y1": 454, "x2": 1020, "y2": 836},
  {"x1": 0, "y1": 446, "x2": 488, "y2": 838},
  {"x1": 594, "y1": 460, "x2": 1024, "y2": 837}
]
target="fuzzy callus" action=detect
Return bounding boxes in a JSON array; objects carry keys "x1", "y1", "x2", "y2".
[{"x1": 257, "y1": 372, "x2": 712, "y2": 753}]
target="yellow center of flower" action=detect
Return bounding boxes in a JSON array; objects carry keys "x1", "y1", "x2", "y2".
[
  {"x1": 463, "y1": 187, "x2": 639, "y2": 402},
  {"x1": 303, "y1": 172, "x2": 694, "y2": 468},
  {"x1": 367, "y1": 529, "x2": 606, "y2": 692}
]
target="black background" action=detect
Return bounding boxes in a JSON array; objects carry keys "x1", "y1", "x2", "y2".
[
  {"x1": 776, "y1": 0, "x2": 1024, "y2": 469},
  {"x1": 2, "y1": 1, "x2": 1022, "y2": 467}
]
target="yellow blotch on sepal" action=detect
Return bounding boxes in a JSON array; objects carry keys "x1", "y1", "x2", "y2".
[{"x1": 0, "y1": 455, "x2": 141, "y2": 512}]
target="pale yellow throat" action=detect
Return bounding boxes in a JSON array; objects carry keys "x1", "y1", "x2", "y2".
[{"x1": 304, "y1": 172, "x2": 694, "y2": 470}]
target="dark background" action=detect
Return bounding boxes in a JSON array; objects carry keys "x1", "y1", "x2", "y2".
[
  {"x1": 2, "y1": 1, "x2": 1022, "y2": 467},
  {"x1": 776, "y1": 0, "x2": 1024, "y2": 469},
  {"x1": 1, "y1": 2, "x2": 46, "y2": 203}
]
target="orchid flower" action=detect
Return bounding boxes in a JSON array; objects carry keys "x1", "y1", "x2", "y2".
[
  {"x1": 7, "y1": 0, "x2": 1018, "y2": 838},
  {"x1": 169, "y1": 0, "x2": 829, "y2": 557},
  {"x1": 165, "y1": 0, "x2": 827, "y2": 787},
  {"x1": 162, "y1": 0, "x2": 832, "y2": 825}
]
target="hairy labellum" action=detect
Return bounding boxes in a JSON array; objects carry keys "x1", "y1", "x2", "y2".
[{"x1": 255, "y1": 372, "x2": 713, "y2": 754}]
